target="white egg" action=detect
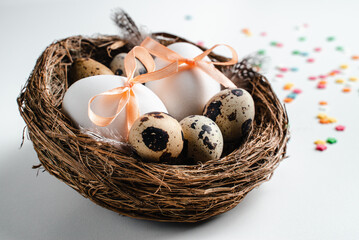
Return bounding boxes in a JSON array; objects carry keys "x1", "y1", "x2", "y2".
[
  {"x1": 145, "y1": 42, "x2": 221, "y2": 121},
  {"x1": 62, "y1": 75, "x2": 168, "y2": 141}
]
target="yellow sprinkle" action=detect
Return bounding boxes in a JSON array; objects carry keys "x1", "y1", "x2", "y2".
[
  {"x1": 335, "y1": 79, "x2": 345, "y2": 84},
  {"x1": 314, "y1": 140, "x2": 326, "y2": 145},
  {"x1": 349, "y1": 77, "x2": 358, "y2": 82},
  {"x1": 340, "y1": 64, "x2": 348, "y2": 69},
  {"x1": 328, "y1": 117, "x2": 337, "y2": 123},
  {"x1": 317, "y1": 113, "x2": 327, "y2": 119}
]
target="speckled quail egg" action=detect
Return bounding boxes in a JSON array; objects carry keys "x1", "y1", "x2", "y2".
[
  {"x1": 129, "y1": 112, "x2": 184, "y2": 162},
  {"x1": 110, "y1": 53, "x2": 147, "y2": 77},
  {"x1": 68, "y1": 58, "x2": 114, "y2": 86},
  {"x1": 203, "y1": 88, "x2": 255, "y2": 142},
  {"x1": 180, "y1": 115, "x2": 223, "y2": 163}
]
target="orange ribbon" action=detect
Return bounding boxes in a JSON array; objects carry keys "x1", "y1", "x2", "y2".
[
  {"x1": 88, "y1": 46, "x2": 178, "y2": 135},
  {"x1": 140, "y1": 37, "x2": 238, "y2": 89}
]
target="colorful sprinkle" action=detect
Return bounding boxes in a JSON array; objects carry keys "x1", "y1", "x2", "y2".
[
  {"x1": 340, "y1": 64, "x2": 348, "y2": 69},
  {"x1": 298, "y1": 36, "x2": 306, "y2": 42},
  {"x1": 319, "y1": 101, "x2": 328, "y2": 105},
  {"x1": 319, "y1": 118, "x2": 330, "y2": 124},
  {"x1": 336, "y1": 79, "x2": 345, "y2": 84},
  {"x1": 319, "y1": 80, "x2": 327, "y2": 85},
  {"x1": 292, "y1": 50, "x2": 300, "y2": 55},
  {"x1": 276, "y1": 74, "x2": 284, "y2": 78},
  {"x1": 257, "y1": 49, "x2": 266, "y2": 55},
  {"x1": 287, "y1": 93, "x2": 297, "y2": 99},
  {"x1": 308, "y1": 76, "x2": 317, "y2": 80},
  {"x1": 326, "y1": 138, "x2": 337, "y2": 144},
  {"x1": 314, "y1": 140, "x2": 326, "y2": 145},
  {"x1": 336, "y1": 46, "x2": 344, "y2": 51},
  {"x1": 307, "y1": 58, "x2": 315, "y2": 63},
  {"x1": 314, "y1": 47, "x2": 322, "y2": 52},
  {"x1": 351, "y1": 55, "x2": 359, "y2": 60},
  {"x1": 342, "y1": 87, "x2": 351, "y2": 93},
  {"x1": 276, "y1": 43, "x2": 283, "y2": 47},
  {"x1": 301, "y1": 52, "x2": 309, "y2": 57},
  {"x1": 284, "y1": 98, "x2": 294, "y2": 103},
  {"x1": 279, "y1": 67, "x2": 289, "y2": 72},
  {"x1": 317, "y1": 83, "x2": 326, "y2": 89},
  {"x1": 335, "y1": 125, "x2": 345, "y2": 131},
  {"x1": 260, "y1": 32, "x2": 267, "y2": 37},
  {"x1": 184, "y1": 15, "x2": 192, "y2": 21},
  {"x1": 283, "y1": 83, "x2": 294, "y2": 90},
  {"x1": 293, "y1": 89, "x2": 302, "y2": 94},
  {"x1": 290, "y1": 67, "x2": 299, "y2": 72},
  {"x1": 319, "y1": 75, "x2": 327, "y2": 79},
  {"x1": 316, "y1": 144, "x2": 327, "y2": 151},
  {"x1": 270, "y1": 41, "x2": 277, "y2": 46},
  {"x1": 327, "y1": 36, "x2": 335, "y2": 42},
  {"x1": 242, "y1": 28, "x2": 252, "y2": 36},
  {"x1": 317, "y1": 113, "x2": 328, "y2": 119},
  {"x1": 349, "y1": 77, "x2": 358, "y2": 82},
  {"x1": 328, "y1": 117, "x2": 337, "y2": 123}
]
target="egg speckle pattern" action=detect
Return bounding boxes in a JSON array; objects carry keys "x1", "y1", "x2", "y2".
[
  {"x1": 180, "y1": 115, "x2": 223, "y2": 163},
  {"x1": 129, "y1": 112, "x2": 184, "y2": 162},
  {"x1": 203, "y1": 88, "x2": 255, "y2": 142},
  {"x1": 110, "y1": 53, "x2": 147, "y2": 77}
]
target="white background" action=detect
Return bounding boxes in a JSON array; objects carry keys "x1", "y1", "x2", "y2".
[{"x1": 1, "y1": 0, "x2": 359, "y2": 239}]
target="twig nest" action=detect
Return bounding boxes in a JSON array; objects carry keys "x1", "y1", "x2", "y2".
[
  {"x1": 129, "y1": 112, "x2": 184, "y2": 162},
  {"x1": 180, "y1": 115, "x2": 223, "y2": 163},
  {"x1": 203, "y1": 88, "x2": 255, "y2": 142}
]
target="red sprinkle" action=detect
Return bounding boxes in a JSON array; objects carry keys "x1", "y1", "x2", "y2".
[
  {"x1": 314, "y1": 47, "x2": 322, "y2": 52},
  {"x1": 308, "y1": 76, "x2": 317, "y2": 80},
  {"x1": 276, "y1": 74, "x2": 284, "y2": 78},
  {"x1": 307, "y1": 58, "x2": 315, "y2": 63},
  {"x1": 293, "y1": 89, "x2": 302, "y2": 94},
  {"x1": 316, "y1": 144, "x2": 327, "y2": 151},
  {"x1": 276, "y1": 43, "x2": 283, "y2": 47},
  {"x1": 279, "y1": 67, "x2": 288, "y2": 72},
  {"x1": 319, "y1": 75, "x2": 327, "y2": 79},
  {"x1": 317, "y1": 84, "x2": 326, "y2": 89},
  {"x1": 335, "y1": 125, "x2": 345, "y2": 131}
]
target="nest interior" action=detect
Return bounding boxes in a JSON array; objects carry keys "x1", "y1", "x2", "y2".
[{"x1": 17, "y1": 26, "x2": 289, "y2": 222}]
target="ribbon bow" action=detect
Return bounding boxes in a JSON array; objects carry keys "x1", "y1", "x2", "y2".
[
  {"x1": 88, "y1": 46, "x2": 178, "y2": 136},
  {"x1": 140, "y1": 37, "x2": 238, "y2": 89}
]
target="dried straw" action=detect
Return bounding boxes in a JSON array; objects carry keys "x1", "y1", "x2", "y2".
[{"x1": 17, "y1": 15, "x2": 289, "y2": 222}]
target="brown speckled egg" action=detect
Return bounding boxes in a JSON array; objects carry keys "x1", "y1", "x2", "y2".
[
  {"x1": 68, "y1": 58, "x2": 114, "y2": 86},
  {"x1": 203, "y1": 88, "x2": 255, "y2": 142},
  {"x1": 129, "y1": 112, "x2": 183, "y2": 162},
  {"x1": 110, "y1": 53, "x2": 147, "y2": 77},
  {"x1": 180, "y1": 115, "x2": 223, "y2": 163}
]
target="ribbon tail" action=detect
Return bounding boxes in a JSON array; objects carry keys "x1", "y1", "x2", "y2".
[
  {"x1": 125, "y1": 89, "x2": 140, "y2": 137},
  {"x1": 88, "y1": 90, "x2": 130, "y2": 127},
  {"x1": 197, "y1": 62, "x2": 237, "y2": 89}
]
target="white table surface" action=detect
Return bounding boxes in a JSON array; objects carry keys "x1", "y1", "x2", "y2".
[{"x1": 1, "y1": 0, "x2": 359, "y2": 239}]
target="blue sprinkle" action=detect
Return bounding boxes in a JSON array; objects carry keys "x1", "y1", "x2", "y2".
[
  {"x1": 287, "y1": 93, "x2": 297, "y2": 99},
  {"x1": 185, "y1": 15, "x2": 192, "y2": 21},
  {"x1": 301, "y1": 52, "x2": 309, "y2": 57},
  {"x1": 290, "y1": 67, "x2": 299, "y2": 72}
]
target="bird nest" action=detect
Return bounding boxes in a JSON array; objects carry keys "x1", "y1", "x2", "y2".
[{"x1": 17, "y1": 11, "x2": 289, "y2": 222}]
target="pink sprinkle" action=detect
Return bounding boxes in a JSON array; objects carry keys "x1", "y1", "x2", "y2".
[
  {"x1": 319, "y1": 75, "x2": 327, "y2": 79},
  {"x1": 314, "y1": 47, "x2": 321, "y2": 52},
  {"x1": 293, "y1": 89, "x2": 302, "y2": 94},
  {"x1": 335, "y1": 125, "x2": 345, "y2": 131},
  {"x1": 279, "y1": 67, "x2": 289, "y2": 72},
  {"x1": 307, "y1": 58, "x2": 315, "y2": 63},
  {"x1": 317, "y1": 84, "x2": 326, "y2": 89},
  {"x1": 276, "y1": 74, "x2": 284, "y2": 78},
  {"x1": 276, "y1": 43, "x2": 283, "y2": 47},
  {"x1": 308, "y1": 76, "x2": 317, "y2": 80},
  {"x1": 316, "y1": 144, "x2": 327, "y2": 151},
  {"x1": 260, "y1": 32, "x2": 267, "y2": 37},
  {"x1": 332, "y1": 70, "x2": 341, "y2": 74},
  {"x1": 197, "y1": 41, "x2": 204, "y2": 47},
  {"x1": 303, "y1": 23, "x2": 309, "y2": 28}
]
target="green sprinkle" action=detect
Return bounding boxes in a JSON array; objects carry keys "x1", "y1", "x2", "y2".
[
  {"x1": 298, "y1": 36, "x2": 306, "y2": 42},
  {"x1": 257, "y1": 49, "x2": 266, "y2": 55},
  {"x1": 270, "y1": 41, "x2": 277, "y2": 46},
  {"x1": 292, "y1": 50, "x2": 300, "y2": 55},
  {"x1": 326, "y1": 137, "x2": 337, "y2": 144},
  {"x1": 336, "y1": 46, "x2": 344, "y2": 51},
  {"x1": 327, "y1": 36, "x2": 335, "y2": 42}
]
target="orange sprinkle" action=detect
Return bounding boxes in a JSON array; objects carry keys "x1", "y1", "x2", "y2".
[
  {"x1": 319, "y1": 80, "x2": 327, "y2": 85},
  {"x1": 352, "y1": 55, "x2": 359, "y2": 60},
  {"x1": 283, "y1": 83, "x2": 294, "y2": 90},
  {"x1": 319, "y1": 101, "x2": 328, "y2": 105},
  {"x1": 329, "y1": 71, "x2": 337, "y2": 76},
  {"x1": 284, "y1": 98, "x2": 294, "y2": 103},
  {"x1": 342, "y1": 87, "x2": 351, "y2": 93},
  {"x1": 320, "y1": 118, "x2": 330, "y2": 124}
]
